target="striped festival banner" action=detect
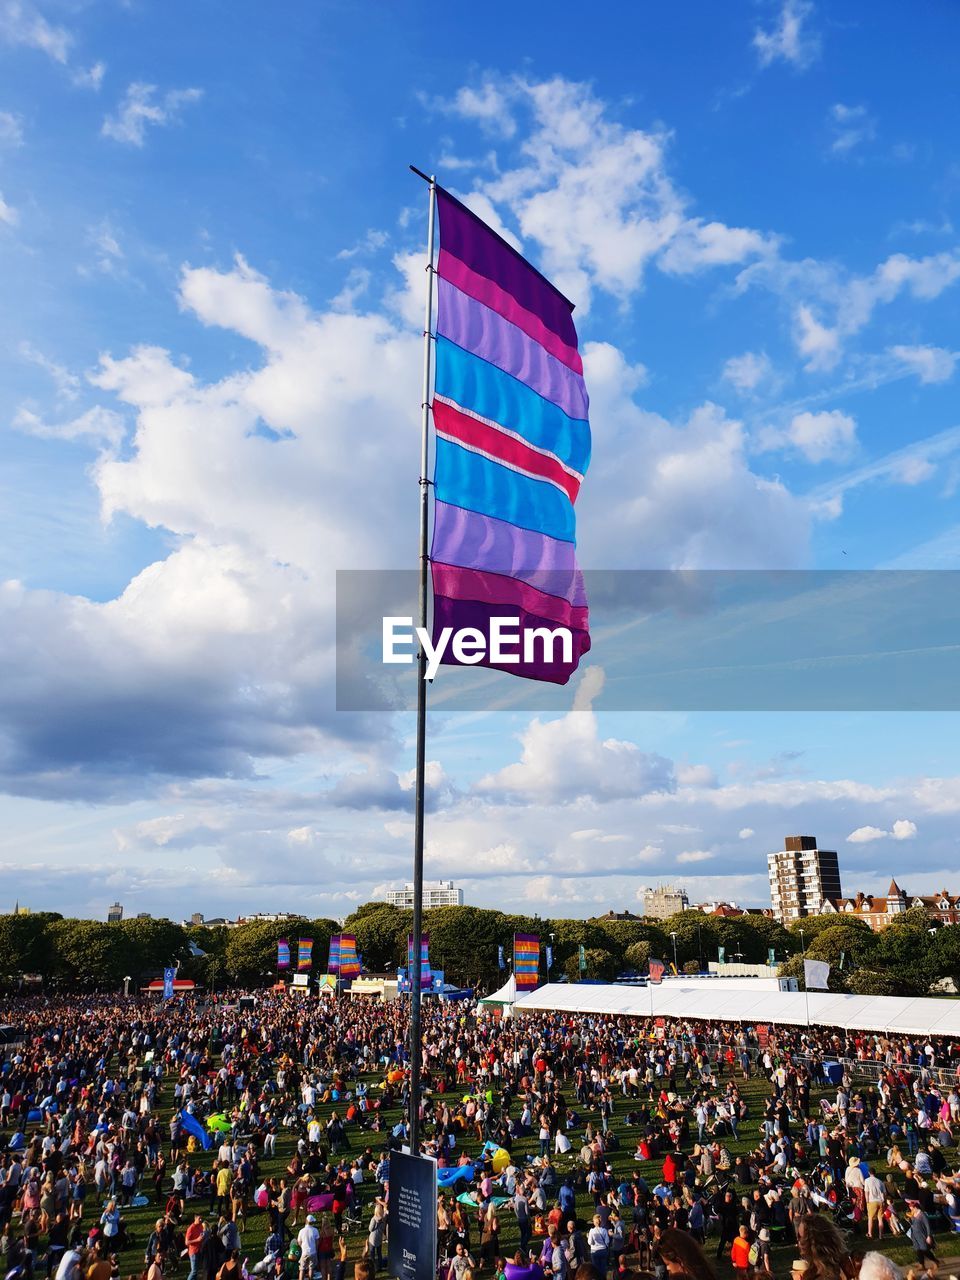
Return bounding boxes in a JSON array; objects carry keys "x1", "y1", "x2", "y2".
[
  {"x1": 276, "y1": 938, "x2": 290, "y2": 970},
  {"x1": 327, "y1": 935, "x2": 342, "y2": 973},
  {"x1": 337, "y1": 933, "x2": 361, "y2": 980},
  {"x1": 407, "y1": 933, "x2": 432, "y2": 988},
  {"x1": 297, "y1": 937, "x2": 314, "y2": 971},
  {"x1": 513, "y1": 933, "x2": 540, "y2": 990},
  {"x1": 430, "y1": 187, "x2": 591, "y2": 685}
]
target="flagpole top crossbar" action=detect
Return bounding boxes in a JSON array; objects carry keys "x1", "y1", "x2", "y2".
[{"x1": 409, "y1": 164, "x2": 436, "y2": 186}]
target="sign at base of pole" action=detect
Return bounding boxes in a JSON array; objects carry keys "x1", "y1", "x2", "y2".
[{"x1": 387, "y1": 1149, "x2": 437, "y2": 1280}]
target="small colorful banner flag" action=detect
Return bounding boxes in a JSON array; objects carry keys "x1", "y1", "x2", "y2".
[
  {"x1": 514, "y1": 933, "x2": 540, "y2": 990},
  {"x1": 804, "y1": 958, "x2": 830, "y2": 990},
  {"x1": 648, "y1": 957, "x2": 666, "y2": 984},
  {"x1": 768, "y1": 947, "x2": 776, "y2": 968},
  {"x1": 498, "y1": 945, "x2": 505, "y2": 970},
  {"x1": 163, "y1": 966, "x2": 175, "y2": 1000},
  {"x1": 407, "y1": 934, "x2": 432, "y2": 988},
  {"x1": 297, "y1": 937, "x2": 313, "y2": 971},
  {"x1": 578, "y1": 943, "x2": 587, "y2": 973},
  {"x1": 545, "y1": 944, "x2": 553, "y2": 972},
  {"x1": 277, "y1": 938, "x2": 290, "y2": 970},
  {"x1": 718, "y1": 945, "x2": 726, "y2": 964}
]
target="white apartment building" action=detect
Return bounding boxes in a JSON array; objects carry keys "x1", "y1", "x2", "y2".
[
  {"x1": 768, "y1": 835, "x2": 842, "y2": 922},
  {"x1": 385, "y1": 880, "x2": 464, "y2": 909}
]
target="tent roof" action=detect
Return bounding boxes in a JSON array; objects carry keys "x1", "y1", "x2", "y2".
[
  {"x1": 479, "y1": 974, "x2": 516, "y2": 1006},
  {"x1": 513, "y1": 982, "x2": 960, "y2": 1038}
]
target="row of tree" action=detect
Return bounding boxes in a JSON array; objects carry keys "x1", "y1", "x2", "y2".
[{"x1": 0, "y1": 903, "x2": 956, "y2": 996}]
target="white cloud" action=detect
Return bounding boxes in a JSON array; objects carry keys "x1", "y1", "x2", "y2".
[
  {"x1": 889, "y1": 344, "x2": 957, "y2": 385},
  {"x1": 0, "y1": 0, "x2": 70, "y2": 62},
  {"x1": 475, "y1": 668, "x2": 675, "y2": 805},
  {"x1": 13, "y1": 405, "x2": 126, "y2": 448},
  {"x1": 0, "y1": 191, "x2": 18, "y2": 226},
  {"x1": 847, "y1": 825, "x2": 888, "y2": 844},
  {"x1": 72, "y1": 61, "x2": 105, "y2": 91},
  {"x1": 891, "y1": 819, "x2": 917, "y2": 840},
  {"x1": 676, "y1": 763, "x2": 717, "y2": 787},
  {"x1": 677, "y1": 850, "x2": 714, "y2": 864},
  {"x1": 102, "y1": 83, "x2": 203, "y2": 147},
  {"x1": 829, "y1": 103, "x2": 876, "y2": 156},
  {"x1": 753, "y1": 0, "x2": 820, "y2": 70},
  {"x1": 435, "y1": 76, "x2": 778, "y2": 311},
  {"x1": 722, "y1": 351, "x2": 772, "y2": 393},
  {"x1": 738, "y1": 828, "x2": 755, "y2": 839},
  {"x1": 17, "y1": 341, "x2": 80, "y2": 400},
  {"x1": 446, "y1": 81, "x2": 516, "y2": 137},
  {"x1": 0, "y1": 111, "x2": 23, "y2": 147},
  {"x1": 785, "y1": 409, "x2": 857, "y2": 463},
  {"x1": 794, "y1": 303, "x2": 841, "y2": 371}
]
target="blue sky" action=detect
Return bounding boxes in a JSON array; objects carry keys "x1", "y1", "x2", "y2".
[{"x1": 2, "y1": 0, "x2": 960, "y2": 922}]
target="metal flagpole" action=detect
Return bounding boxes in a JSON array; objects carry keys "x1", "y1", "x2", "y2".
[{"x1": 408, "y1": 165, "x2": 437, "y2": 1156}]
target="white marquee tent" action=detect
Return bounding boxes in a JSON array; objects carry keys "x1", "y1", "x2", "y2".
[{"x1": 513, "y1": 982, "x2": 960, "y2": 1038}]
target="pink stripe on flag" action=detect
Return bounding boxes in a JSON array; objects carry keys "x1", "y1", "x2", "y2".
[
  {"x1": 431, "y1": 562, "x2": 589, "y2": 631},
  {"x1": 439, "y1": 249, "x2": 583, "y2": 376}
]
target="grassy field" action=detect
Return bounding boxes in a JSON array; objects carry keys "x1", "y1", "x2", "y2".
[{"x1": 104, "y1": 1057, "x2": 955, "y2": 1278}]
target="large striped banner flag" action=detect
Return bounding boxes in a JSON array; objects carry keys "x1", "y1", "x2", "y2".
[
  {"x1": 297, "y1": 937, "x2": 314, "y2": 971},
  {"x1": 513, "y1": 933, "x2": 540, "y2": 990},
  {"x1": 327, "y1": 935, "x2": 341, "y2": 973},
  {"x1": 277, "y1": 938, "x2": 290, "y2": 970},
  {"x1": 431, "y1": 187, "x2": 591, "y2": 685},
  {"x1": 407, "y1": 933, "x2": 432, "y2": 988}
]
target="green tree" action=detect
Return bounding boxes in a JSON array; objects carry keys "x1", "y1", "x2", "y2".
[
  {"x1": 659, "y1": 912, "x2": 718, "y2": 966},
  {"x1": 47, "y1": 919, "x2": 127, "y2": 988},
  {"x1": 787, "y1": 914, "x2": 872, "y2": 948},
  {"x1": 342, "y1": 904, "x2": 410, "y2": 971},
  {"x1": 563, "y1": 948, "x2": 617, "y2": 982},
  {"x1": 806, "y1": 923, "x2": 878, "y2": 970},
  {"x1": 624, "y1": 941, "x2": 652, "y2": 973},
  {"x1": 116, "y1": 918, "x2": 190, "y2": 983},
  {"x1": 871, "y1": 921, "x2": 935, "y2": 996},
  {"x1": 929, "y1": 925, "x2": 960, "y2": 989},
  {"x1": 420, "y1": 906, "x2": 506, "y2": 990},
  {"x1": 0, "y1": 912, "x2": 63, "y2": 980},
  {"x1": 224, "y1": 918, "x2": 311, "y2": 984},
  {"x1": 548, "y1": 919, "x2": 615, "y2": 976},
  {"x1": 590, "y1": 918, "x2": 668, "y2": 964},
  {"x1": 846, "y1": 969, "x2": 901, "y2": 996}
]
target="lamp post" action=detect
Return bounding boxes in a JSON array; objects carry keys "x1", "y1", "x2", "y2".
[
  {"x1": 123, "y1": 976, "x2": 131, "y2": 997},
  {"x1": 696, "y1": 923, "x2": 703, "y2": 972},
  {"x1": 798, "y1": 928, "x2": 810, "y2": 1028},
  {"x1": 670, "y1": 932, "x2": 678, "y2": 972}
]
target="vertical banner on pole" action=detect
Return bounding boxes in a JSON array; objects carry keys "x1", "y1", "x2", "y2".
[
  {"x1": 545, "y1": 945, "x2": 553, "y2": 973},
  {"x1": 648, "y1": 958, "x2": 665, "y2": 984},
  {"x1": 163, "y1": 967, "x2": 175, "y2": 1000},
  {"x1": 407, "y1": 934, "x2": 432, "y2": 988},
  {"x1": 513, "y1": 934, "x2": 540, "y2": 990},
  {"x1": 578, "y1": 944, "x2": 587, "y2": 974},
  {"x1": 718, "y1": 946, "x2": 726, "y2": 965},
  {"x1": 297, "y1": 938, "x2": 314, "y2": 971},
  {"x1": 767, "y1": 947, "x2": 776, "y2": 968},
  {"x1": 277, "y1": 939, "x2": 290, "y2": 970},
  {"x1": 387, "y1": 1150, "x2": 438, "y2": 1280}
]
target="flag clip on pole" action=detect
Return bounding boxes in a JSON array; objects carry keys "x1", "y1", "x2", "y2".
[{"x1": 408, "y1": 166, "x2": 437, "y2": 1155}]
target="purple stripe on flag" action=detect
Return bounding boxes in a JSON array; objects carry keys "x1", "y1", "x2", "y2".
[
  {"x1": 432, "y1": 501, "x2": 587, "y2": 605},
  {"x1": 433, "y1": 592, "x2": 591, "y2": 685},
  {"x1": 436, "y1": 188, "x2": 577, "y2": 350},
  {"x1": 437, "y1": 278, "x2": 589, "y2": 421}
]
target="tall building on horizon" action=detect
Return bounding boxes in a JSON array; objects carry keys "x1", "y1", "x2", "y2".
[
  {"x1": 385, "y1": 880, "x2": 464, "y2": 910},
  {"x1": 641, "y1": 884, "x2": 690, "y2": 920},
  {"x1": 768, "y1": 835, "x2": 842, "y2": 922},
  {"x1": 107, "y1": 902, "x2": 124, "y2": 923}
]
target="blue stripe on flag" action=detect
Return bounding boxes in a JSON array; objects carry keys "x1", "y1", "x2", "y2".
[
  {"x1": 434, "y1": 438, "x2": 576, "y2": 543},
  {"x1": 435, "y1": 337, "x2": 591, "y2": 475}
]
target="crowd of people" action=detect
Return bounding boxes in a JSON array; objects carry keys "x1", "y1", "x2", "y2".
[{"x1": 0, "y1": 991, "x2": 954, "y2": 1280}]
